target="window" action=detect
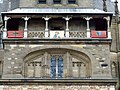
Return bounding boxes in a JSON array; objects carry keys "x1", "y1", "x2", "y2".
[
  {"x1": 68, "y1": 0, "x2": 76, "y2": 4},
  {"x1": 38, "y1": 0, "x2": 46, "y2": 4},
  {"x1": 51, "y1": 55, "x2": 63, "y2": 78},
  {"x1": 53, "y1": 0, "x2": 61, "y2": 4}
]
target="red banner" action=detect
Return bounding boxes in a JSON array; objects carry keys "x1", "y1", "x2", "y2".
[
  {"x1": 91, "y1": 30, "x2": 107, "y2": 38},
  {"x1": 8, "y1": 30, "x2": 23, "y2": 38}
]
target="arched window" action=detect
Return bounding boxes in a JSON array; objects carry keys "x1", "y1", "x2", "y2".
[{"x1": 25, "y1": 51, "x2": 91, "y2": 79}]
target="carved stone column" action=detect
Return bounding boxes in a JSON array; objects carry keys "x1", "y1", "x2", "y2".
[
  {"x1": 23, "y1": 16, "x2": 30, "y2": 38},
  {"x1": 63, "y1": 16, "x2": 71, "y2": 38},
  {"x1": 3, "y1": 16, "x2": 10, "y2": 38},
  {"x1": 43, "y1": 16, "x2": 50, "y2": 37},
  {"x1": 84, "y1": 17, "x2": 92, "y2": 38},
  {"x1": 104, "y1": 16, "x2": 111, "y2": 39}
]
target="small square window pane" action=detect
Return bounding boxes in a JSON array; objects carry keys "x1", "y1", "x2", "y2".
[
  {"x1": 68, "y1": 0, "x2": 76, "y2": 4},
  {"x1": 38, "y1": 0, "x2": 46, "y2": 4},
  {"x1": 53, "y1": 0, "x2": 61, "y2": 4}
]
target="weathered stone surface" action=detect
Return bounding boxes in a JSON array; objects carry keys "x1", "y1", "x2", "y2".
[
  {"x1": 2, "y1": 44, "x2": 112, "y2": 79},
  {"x1": 0, "y1": 85, "x2": 115, "y2": 90}
]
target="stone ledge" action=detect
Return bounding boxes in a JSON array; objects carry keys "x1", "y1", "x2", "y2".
[
  {"x1": 2, "y1": 38, "x2": 112, "y2": 44},
  {"x1": 0, "y1": 78, "x2": 117, "y2": 85}
]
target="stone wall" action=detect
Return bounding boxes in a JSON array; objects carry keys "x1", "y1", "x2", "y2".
[
  {"x1": 2, "y1": 44, "x2": 112, "y2": 79},
  {"x1": 28, "y1": 19, "x2": 45, "y2": 31},
  {"x1": 10, "y1": 0, "x2": 19, "y2": 10}
]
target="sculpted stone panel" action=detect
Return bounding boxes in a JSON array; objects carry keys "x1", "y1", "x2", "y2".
[{"x1": 24, "y1": 51, "x2": 91, "y2": 78}]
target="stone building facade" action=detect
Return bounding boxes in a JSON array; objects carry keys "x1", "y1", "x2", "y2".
[{"x1": 0, "y1": 0, "x2": 119, "y2": 90}]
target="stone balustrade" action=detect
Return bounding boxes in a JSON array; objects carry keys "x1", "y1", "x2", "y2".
[
  {"x1": 28, "y1": 31, "x2": 45, "y2": 38},
  {"x1": 69, "y1": 31, "x2": 87, "y2": 38},
  {"x1": 6, "y1": 30, "x2": 108, "y2": 39},
  {"x1": 28, "y1": 30, "x2": 87, "y2": 39}
]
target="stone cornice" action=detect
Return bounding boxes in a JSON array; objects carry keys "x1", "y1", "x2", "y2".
[
  {"x1": 0, "y1": 78, "x2": 117, "y2": 85},
  {"x1": 2, "y1": 38, "x2": 112, "y2": 45}
]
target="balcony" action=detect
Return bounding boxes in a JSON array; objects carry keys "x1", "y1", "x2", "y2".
[
  {"x1": 3, "y1": 15, "x2": 111, "y2": 40},
  {"x1": 2, "y1": 16, "x2": 111, "y2": 45}
]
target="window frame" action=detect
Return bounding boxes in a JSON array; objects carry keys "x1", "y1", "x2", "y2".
[
  {"x1": 53, "y1": 0, "x2": 61, "y2": 4},
  {"x1": 38, "y1": 0, "x2": 46, "y2": 4},
  {"x1": 50, "y1": 55, "x2": 64, "y2": 79},
  {"x1": 68, "y1": 0, "x2": 76, "y2": 4}
]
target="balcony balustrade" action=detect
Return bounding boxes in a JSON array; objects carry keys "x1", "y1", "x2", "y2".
[
  {"x1": 28, "y1": 30, "x2": 87, "y2": 39},
  {"x1": 28, "y1": 31, "x2": 44, "y2": 38},
  {"x1": 7, "y1": 30, "x2": 107, "y2": 39},
  {"x1": 7, "y1": 30, "x2": 24, "y2": 38},
  {"x1": 91, "y1": 30, "x2": 107, "y2": 38},
  {"x1": 69, "y1": 31, "x2": 87, "y2": 38}
]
